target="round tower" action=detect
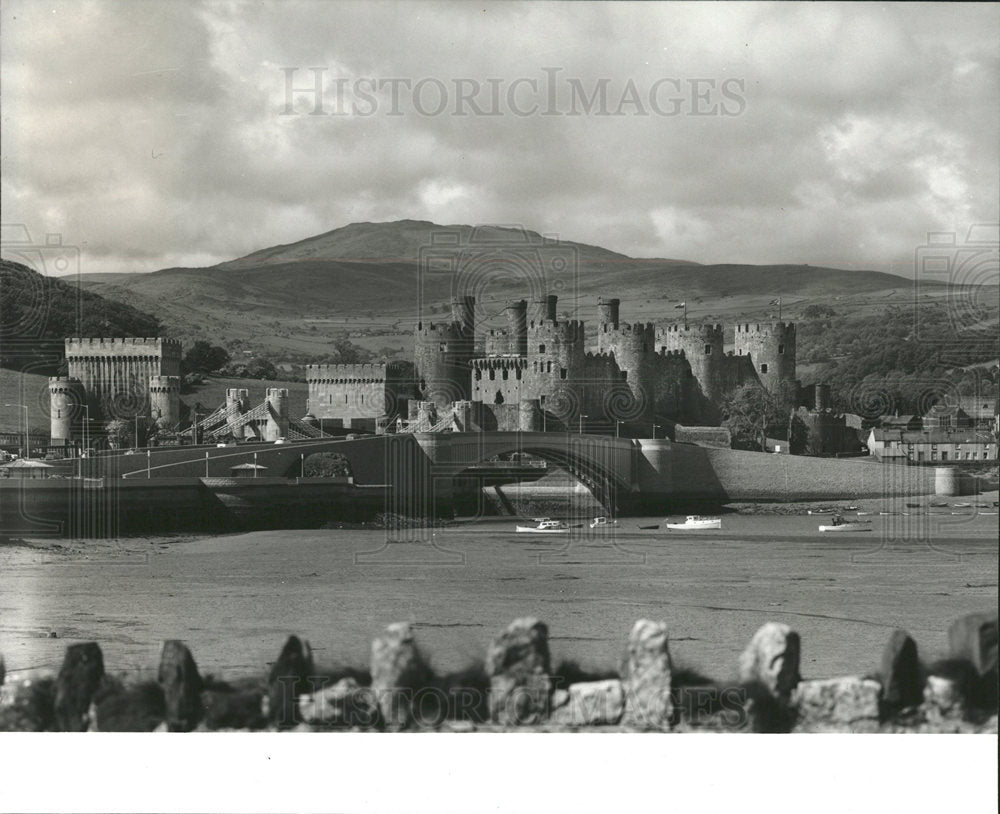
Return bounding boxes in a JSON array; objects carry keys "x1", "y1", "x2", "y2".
[
  {"x1": 414, "y1": 320, "x2": 474, "y2": 407},
  {"x1": 265, "y1": 388, "x2": 289, "y2": 441},
  {"x1": 148, "y1": 375, "x2": 180, "y2": 431},
  {"x1": 734, "y1": 321, "x2": 796, "y2": 393},
  {"x1": 814, "y1": 382, "x2": 831, "y2": 412},
  {"x1": 526, "y1": 312, "x2": 586, "y2": 420},
  {"x1": 597, "y1": 297, "x2": 620, "y2": 330},
  {"x1": 656, "y1": 323, "x2": 724, "y2": 399},
  {"x1": 48, "y1": 376, "x2": 82, "y2": 443},
  {"x1": 504, "y1": 299, "x2": 528, "y2": 356},
  {"x1": 450, "y1": 295, "x2": 476, "y2": 337},
  {"x1": 597, "y1": 321, "x2": 655, "y2": 426},
  {"x1": 530, "y1": 294, "x2": 558, "y2": 326},
  {"x1": 226, "y1": 388, "x2": 250, "y2": 440}
]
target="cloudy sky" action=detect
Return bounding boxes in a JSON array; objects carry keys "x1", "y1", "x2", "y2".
[{"x1": 1, "y1": 1, "x2": 997, "y2": 276}]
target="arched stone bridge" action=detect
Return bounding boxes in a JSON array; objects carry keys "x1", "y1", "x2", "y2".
[
  {"x1": 113, "y1": 432, "x2": 639, "y2": 514},
  {"x1": 103, "y1": 430, "x2": 935, "y2": 516}
]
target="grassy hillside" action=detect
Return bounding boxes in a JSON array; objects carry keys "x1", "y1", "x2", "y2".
[
  {"x1": 0, "y1": 259, "x2": 162, "y2": 373},
  {"x1": 64, "y1": 220, "x2": 967, "y2": 362}
]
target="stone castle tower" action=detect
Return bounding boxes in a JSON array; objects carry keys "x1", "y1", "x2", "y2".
[
  {"x1": 734, "y1": 321, "x2": 796, "y2": 393},
  {"x1": 414, "y1": 296, "x2": 477, "y2": 407}
]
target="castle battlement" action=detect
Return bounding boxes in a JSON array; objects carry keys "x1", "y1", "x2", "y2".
[
  {"x1": 656, "y1": 348, "x2": 686, "y2": 358},
  {"x1": 472, "y1": 357, "x2": 528, "y2": 369},
  {"x1": 307, "y1": 362, "x2": 390, "y2": 383},
  {"x1": 528, "y1": 319, "x2": 585, "y2": 338},
  {"x1": 604, "y1": 321, "x2": 654, "y2": 335},
  {"x1": 415, "y1": 321, "x2": 470, "y2": 338},
  {"x1": 65, "y1": 337, "x2": 182, "y2": 356},
  {"x1": 734, "y1": 321, "x2": 796, "y2": 333},
  {"x1": 148, "y1": 375, "x2": 180, "y2": 393},
  {"x1": 656, "y1": 323, "x2": 724, "y2": 336}
]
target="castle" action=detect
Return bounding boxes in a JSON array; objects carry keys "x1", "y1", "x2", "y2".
[
  {"x1": 305, "y1": 295, "x2": 798, "y2": 435},
  {"x1": 48, "y1": 338, "x2": 182, "y2": 443},
  {"x1": 47, "y1": 297, "x2": 797, "y2": 443}
]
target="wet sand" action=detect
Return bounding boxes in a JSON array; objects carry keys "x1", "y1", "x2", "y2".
[{"x1": 1, "y1": 506, "x2": 997, "y2": 683}]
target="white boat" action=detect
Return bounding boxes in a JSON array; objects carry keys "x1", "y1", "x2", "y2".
[
  {"x1": 589, "y1": 516, "x2": 618, "y2": 529},
  {"x1": 819, "y1": 517, "x2": 873, "y2": 532},
  {"x1": 665, "y1": 515, "x2": 721, "y2": 530},
  {"x1": 516, "y1": 519, "x2": 571, "y2": 533}
]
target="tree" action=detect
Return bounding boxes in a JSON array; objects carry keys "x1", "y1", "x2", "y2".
[
  {"x1": 104, "y1": 418, "x2": 132, "y2": 450},
  {"x1": 183, "y1": 341, "x2": 230, "y2": 374},
  {"x1": 721, "y1": 383, "x2": 789, "y2": 451}
]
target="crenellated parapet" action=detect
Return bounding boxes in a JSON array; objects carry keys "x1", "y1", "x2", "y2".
[
  {"x1": 65, "y1": 336, "x2": 182, "y2": 360},
  {"x1": 306, "y1": 361, "x2": 415, "y2": 384}
]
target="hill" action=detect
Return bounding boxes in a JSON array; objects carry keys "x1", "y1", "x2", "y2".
[
  {"x1": 61, "y1": 220, "x2": 951, "y2": 360},
  {"x1": 0, "y1": 259, "x2": 162, "y2": 373}
]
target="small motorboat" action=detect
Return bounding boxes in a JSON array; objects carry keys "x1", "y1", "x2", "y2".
[
  {"x1": 819, "y1": 515, "x2": 873, "y2": 532},
  {"x1": 807, "y1": 509, "x2": 834, "y2": 515},
  {"x1": 952, "y1": 502, "x2": 972, "y2": 508},
  {"x1": 843, "y1": 505, "x2": 859, "y2": 511},
  {"x1": 856, "y1": 511, "x2": 875, "y2": 516},
  {"x1": 516, "y1": 519, "x2": 570, "y2": 533},
  {"x1": 931, "y1": 502, "x2": 949, "y2": 507},
  {"x1": 638, "y1": 524, "x2": 660, "y2": 530},
  {"x1": 905, "y1": 502, "x2": 921, "y2": 508},
  {"x1": 665, "y1": 515, "x2": 721, "y2": 530},
  {"x1": 589, "y1": 516, "x2": 618, "y2": 529}
]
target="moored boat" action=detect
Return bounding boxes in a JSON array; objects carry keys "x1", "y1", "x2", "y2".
[
  {"x1": 589, "y1": 516, "x2": 618, "y2": 529},
  {"x1": 665, "y1": 515, "x2": 721, "y2": 530},
  {"x1": 819, "y1": 515, "x2": 873, "y2": 532},
  {"x1": 516, "y1": 519, "x2": 571, "y2": 533}
]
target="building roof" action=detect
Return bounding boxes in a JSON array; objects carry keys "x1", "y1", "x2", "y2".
[
  {"x1": 956, "y1": 396, "x2": 999, "y2": 418},
  {"x1": 879, "y1": 414, "x2": 918, "y2": 426},
  {"x1": 0, "y1": 458, "x2": 54, "y2": 468},
  {"x1": 870, "y1": 428, "x2": 996, "y2": 444}
]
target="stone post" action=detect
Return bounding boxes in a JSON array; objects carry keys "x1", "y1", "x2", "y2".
[
  {"x1": 621, "y1": 619, "x2": 673, "y2": 729},
  {"x1": 738, "y1": 622, "x2": 801, "y2": 703},
  {"x1": 54, "y1": 642, "x2": 105, "y2": 731},
  {"x1": 486, "y1": 617, "x2": 552, "y2": 725},
  {"x1": 370, "y1": 622, "x2": 430, "y2": 730},
  {"x1": 157, "y1": 640, "x2": 203, "y2": 732}
]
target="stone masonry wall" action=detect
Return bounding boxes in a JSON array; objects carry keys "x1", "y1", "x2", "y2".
[{"x1": 2, "y1": 610, "x2": 994, "y2": 733}]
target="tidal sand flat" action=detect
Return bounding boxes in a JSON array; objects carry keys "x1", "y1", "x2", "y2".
[{"x1": 1, "y1": 513, "x2": 996, "y2": 683}]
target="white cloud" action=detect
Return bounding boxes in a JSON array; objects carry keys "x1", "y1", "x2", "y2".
[{"x1": 1, "y1": 0, "x2": 997, "y2": 276}]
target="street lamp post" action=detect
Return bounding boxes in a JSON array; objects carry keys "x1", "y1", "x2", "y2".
[
  {"x1": 579, "y1": 414, "x2": 588, "y2": 434},
  {"x1": 652, "y1": 423, "x2": 661, "y2": 439},
  {"x1": 615, "y1": 419, "x2": 622, "y2": 439}
]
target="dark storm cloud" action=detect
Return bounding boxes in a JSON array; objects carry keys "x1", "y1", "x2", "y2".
[{"x1": 1, "y1": 1, "x2": 997, "y2": 275}]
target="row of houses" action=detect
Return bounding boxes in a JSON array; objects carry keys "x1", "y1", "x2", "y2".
[{"x1": 867, "y1": 397, "x2": 998, "y2": 463}]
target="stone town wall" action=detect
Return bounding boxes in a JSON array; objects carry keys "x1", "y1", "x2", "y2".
[{"x1": 1, "y1": 610, "x2": 995, "y2": 732}]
